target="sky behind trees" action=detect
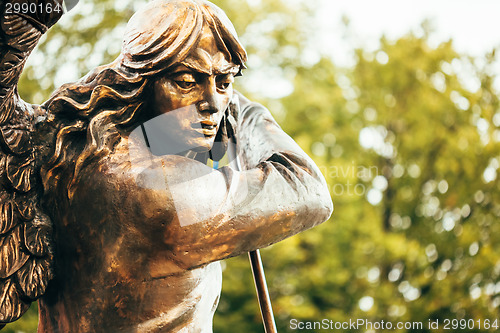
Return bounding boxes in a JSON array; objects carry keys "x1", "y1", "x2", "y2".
[{"x1": 318, "y1": 0, "x2": 500, "y2": 61}]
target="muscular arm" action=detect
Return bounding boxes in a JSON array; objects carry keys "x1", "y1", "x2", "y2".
[{"x1": 139, "y1": 93, "x2": 333, "y2": 272}]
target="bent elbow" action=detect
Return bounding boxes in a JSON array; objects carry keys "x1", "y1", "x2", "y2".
[
  {"x1": 298, "y1": 180, "x2": 333, "y2": 230},
  {"x1": 315, "y1": 183, "x2": 334, "y2": 225}
]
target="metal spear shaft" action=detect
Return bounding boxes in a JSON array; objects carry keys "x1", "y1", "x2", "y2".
[
  {"x1": 248, "y1": 249, "x2": 278, "y2": 333},
  {"x1": 227, "y1": 140, "x2": 278, "y2": 333}
]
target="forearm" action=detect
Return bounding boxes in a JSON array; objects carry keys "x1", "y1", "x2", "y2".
[
  {"x1": 162, "y1": 99, "x2": 333, "y2": 269},
  {"x1": 160, "y1": 159, "x2": 331, "y2": 271},
  {"x1": 216, "y1": 162, "x2": 332, "y2": 253}
]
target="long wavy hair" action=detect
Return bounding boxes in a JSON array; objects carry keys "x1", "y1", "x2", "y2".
[{"x1": 41, "y1": 0, "x2": 247, "y2": 200}]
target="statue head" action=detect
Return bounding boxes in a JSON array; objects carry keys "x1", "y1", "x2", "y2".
[
  {"x1": 119, "y1": 0, "x2": 248, "y2": 155},
  {"x1": 44, "y1": 0, "x2": 247, "y2": 198}
]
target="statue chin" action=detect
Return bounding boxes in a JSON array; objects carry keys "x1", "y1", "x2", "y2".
[
  {"x1": 149, "y1": 137, "x2": 215, "y2": 158},
  {"x1": 129, "y1": 120, "x2": 217, "y2": 158}
]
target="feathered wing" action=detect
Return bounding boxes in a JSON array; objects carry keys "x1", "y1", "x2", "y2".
[{"x1": 0, "y1": 0, "x2": 63, "y2": 326}]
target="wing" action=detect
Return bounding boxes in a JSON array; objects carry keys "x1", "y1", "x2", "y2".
[{"x1": 0, "y1": 0, "x2": 63, "y2": 326}]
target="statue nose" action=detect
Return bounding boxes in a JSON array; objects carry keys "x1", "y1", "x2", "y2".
[
  {"x1": 198, "y1": 79, "x2": 220, "y2": 114},
  {"x1": 197, "y1": 100, "x2": 218, "y2": 114}
]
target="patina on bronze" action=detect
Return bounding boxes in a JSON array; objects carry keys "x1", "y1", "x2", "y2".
[{"x1": 0, "y1": 0, "x2": 333, "y2": 332}]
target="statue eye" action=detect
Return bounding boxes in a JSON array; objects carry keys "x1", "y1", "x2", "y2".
[
  {"x1": 216, "y1": 74, "x2": 234, "y2": 92},
  {"x1": 172, "y1": 73, "x2": 196, "y2": 89},
  {"x1": 176, "y1": 81, "x2": 196, "y2": 89}
]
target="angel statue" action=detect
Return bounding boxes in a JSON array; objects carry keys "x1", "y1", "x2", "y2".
[{"x1": 0, "y1": 0, "x2": 333, "y2": 332}]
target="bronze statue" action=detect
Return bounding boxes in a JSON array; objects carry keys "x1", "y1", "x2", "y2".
[{"x1": 0, "y1": 0, "x2": 333, "y2": 331}]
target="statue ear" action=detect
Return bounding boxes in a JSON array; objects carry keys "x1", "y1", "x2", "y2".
[{"x1": 209, "y1": 95, "x2": 239, "y2": 161}]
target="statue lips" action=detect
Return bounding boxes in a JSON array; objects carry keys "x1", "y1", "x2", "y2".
[{"x1": 197, "y1": 120, "x2": 218, "y2": 137}]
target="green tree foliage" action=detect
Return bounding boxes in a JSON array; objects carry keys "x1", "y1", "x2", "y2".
[
  {"x1": 5, "y1": 1, "x2": 500, "y2": 332},
  {"x1": 217, "y1": 21, "x2": 500, "y2": 333}
]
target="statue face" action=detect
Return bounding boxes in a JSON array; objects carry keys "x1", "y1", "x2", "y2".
[{"x1": 151, "y1": 26, "x2": 239, "y2": 153}]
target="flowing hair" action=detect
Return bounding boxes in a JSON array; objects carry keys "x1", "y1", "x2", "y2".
[{"x1": 41, "y1": 0, "x2": 247, "y2": 200}]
